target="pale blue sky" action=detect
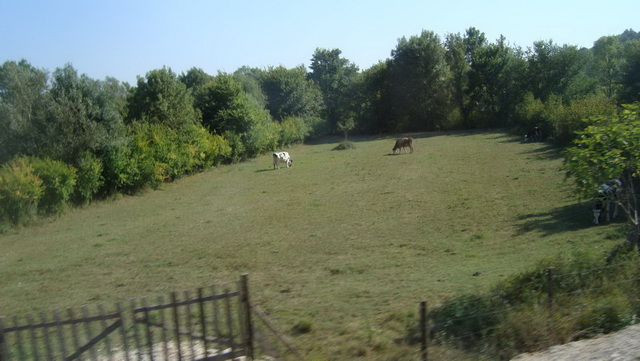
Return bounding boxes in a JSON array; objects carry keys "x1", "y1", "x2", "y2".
[{"x1": 1, "y1": 0, "x2": 637, "y2": 84}]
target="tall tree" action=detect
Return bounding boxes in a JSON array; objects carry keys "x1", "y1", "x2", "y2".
[
  {"x1": 356, "y1": 60, "x2": 393, "y2": 133},
  {"x1": 527, "y1": 41, "x2": 590, "y2": 102},
  {"x1": 46, "y1": 64, "x2": 127, "y2": 163},
  {"x1": 179, "y1": 67, "x2": 213, "y2": 91},
  {"x1": 260, "y1": 65, "x2": 324, "y2": 121},
  {"x1": 127, "y1": 67, "x2": 200, "y2": 129},
  {"x1": 445, "y1": 33, "x2": 471, "y2": 127},
  {"x1": 390, "y1": 30, "x2": 451, "y2": 131},
  {"x1": 308, "y1": 48, "x2": 359, "y2": 133},
  {"x1": 591, "y1": 36, "x2": 624, "y2": 99},
  {"x1": 0, "y1": 60, "x2": 49, "y2": 162},
  {"x1": 620, "y1": 39, "x2": 640, "y2": 103},
  {"x1": 195, "y1": 73, "x2": 269, "y2": 135},
  {"x1": 466, "y1": 36, "x2": 527, "y2": 127}
]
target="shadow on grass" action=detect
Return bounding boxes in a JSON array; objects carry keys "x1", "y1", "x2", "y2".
[
  {"x1": 255, "y1": 168, "x2": 278, "y2": 173},
  {"x1": 515, "y1": 201, "x2": 601, "y2": 236},
  {"x1": 517, "y1": 144, "x2": 564, "y2": 160},
  {"x1": 384, "y1": 153, "x2": 410, "y2": 156}
]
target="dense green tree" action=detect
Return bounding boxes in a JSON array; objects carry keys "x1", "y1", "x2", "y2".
[
  {"x1": 195, "y1": 73, "x2": 269, "y2": 135},
  {"x1": 463, "y1": 27, "x2": 488, "y2": 65},
  {"x1": 527, "y1": 41, "x2": 590, "y2": 102},
  {"x1": 127, "y1": 67, "x2": 200, "y2": 128},
  {"x1": 390, "y1": 30, "x2": 451, "y2": 131},
  {"x1": 564, "y1": 105, "x2": 640, "y2": 246},
  {"x1": 466, "y1": 36, "x2": 527, "y2": 127},
  {"x1": 179, "y1": 67, "x2": 213, "y2": 90},
  {"x1": 620, "y1": 40, "x2": 640, "y2": 103},
  {"x1": 308, "y1": 48, "x2": 359, "y2": 133},
  {"x1": 233, "y1": 66, "x2": 268, "y2": 109},
  {"x1": 618, "y1": 28, "x2": 640, "y2": 43},
  {"x1": 445, "y1": 33, "x2": 471, "y2": 127},
  {"x1": 46, "y1": 64, "x2": 127, "y2": 164},
  {"x1": 591, "y1": 36, "x2": 624, "y2": 99},
  {"x1": 0, "y1": 60, "x2": 49, "y2": 162},
  {"x1": 356, "y1": 60, "x2": 393, "y2": 133},
  {"x1": 260, "y1": 65, "x2": 324, "y2": 121}
]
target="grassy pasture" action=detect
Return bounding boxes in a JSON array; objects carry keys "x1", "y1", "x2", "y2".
[{"x1": 0, "y1": 131, "x2": 624, "y2": 360}]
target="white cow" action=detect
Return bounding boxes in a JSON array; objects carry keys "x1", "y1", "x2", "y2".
[{"x1": 273, "y1": 151, "x2": 292, "y2": 169}]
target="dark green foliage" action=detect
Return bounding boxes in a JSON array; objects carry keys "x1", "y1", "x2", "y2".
[
  {"x1": 178, "y1": 67, "x2": 213, "y2": 91},
  {"x1": 390, "y1": 30, "x2": 451, "y2": 131},
  {"x1": 466, "y1": 36, "x2": 528, "y2": 127},
  {"x1": 0, "y1": 158, "x2": 43, "y2": 226},
  {"x1": 514, "y1": 93, "x2": 617, "y2": 145},
  {"x1": 28, "y1": 157, "x2": 77, "y2": 216},
  {"x1": 259, "y1": 65, "x2": 324, "y2": 121},
  {"x1": 44, "y1": 65, "x2": 128, "y2": 166},
  {"x1": 0, "y1": 60, "x2": 49, "y2": 163},
  {"x1": 620, "y1": 40, "x2": 640, "y2": 103},
  {"x1": 308, "y1": 48, "x2": 359, "y2": 133},
  {"x1": 127, "y1": 67, "x2": 199, "y2": 129}
]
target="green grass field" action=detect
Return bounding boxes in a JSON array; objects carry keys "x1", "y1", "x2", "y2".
[{"x1": 0, "y1": 131, "x2": 625, "y2": 360}]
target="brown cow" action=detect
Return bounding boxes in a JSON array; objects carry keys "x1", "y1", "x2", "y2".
[{"x1": 392, "y1": 137, "x2": 413, "y2": 154}]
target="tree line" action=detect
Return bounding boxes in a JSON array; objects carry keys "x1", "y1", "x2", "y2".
[{"x1": 1, "y1": 27, "x2": 639, "y2": 229}]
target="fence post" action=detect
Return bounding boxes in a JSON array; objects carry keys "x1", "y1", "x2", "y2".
[
  {"x1": 420, "y1": 300, "x2": 428, "y2": 361},
  {"x1": 240, "y1": 274, "x2": 254, "y2": 360},
  {"x1": 0, "y1": 317, "x2": 6, "y2": 361},
  {"x1": 546, "y1": 267, "x2": 554, "y2": 315},
  {"x1": 546, "y1": 267, "x2": 555, "y2": 345}
]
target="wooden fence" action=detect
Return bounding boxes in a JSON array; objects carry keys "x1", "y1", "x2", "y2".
[{"x1": 0, "y1": 274, "x2": 303, "y2": 361}]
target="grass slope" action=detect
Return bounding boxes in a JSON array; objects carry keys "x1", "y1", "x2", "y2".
[{"x1": 0, "y1": 131, "x2": 624, "y2": 360}]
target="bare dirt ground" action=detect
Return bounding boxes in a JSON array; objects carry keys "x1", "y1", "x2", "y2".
[{"x1": 512, "y1": 324, "x2": 640, "y2": 361}]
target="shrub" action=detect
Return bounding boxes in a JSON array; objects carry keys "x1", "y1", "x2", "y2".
[
  {"x1": 223, "y1": 131, "x2": 246, "y2": 163},
  {"x1": 279, "y1": 116, "x2": 309, "y2": 146},
  {"x1": 424, "y1": 250, "x2": 640, "y2": 357},
  {"x1": 73, "y1": 151, "x2": 103, "y2": 205},
  {"x1": 332, "y1": 141, "x2": 357, "y2": 151},
  {"x1": 182, "y1": 125, "x2": 231, "y2": 168},
  {"x1": 243, "y1": 119, "x2": 279, "y2": 158},
  {"x1": 102, "y1": 143, "x2": 160, "y2": 194},
  {"x1": 514, "y1": 92, "x2": 546, "y2": 131},
  {"x1": 0, "y1": 157, "x2": 43, "y2": 226},
  {"x1": 304, "y1": 116, "x2": 330, "y2": 139},
  {"x1": 291, "y1": 319, "x2": 313, "y2": 335},
  {"x1": 28, "y1": 157, "x2": 77, "y2": 216}
]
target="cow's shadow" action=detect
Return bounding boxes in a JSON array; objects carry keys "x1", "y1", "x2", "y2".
[
  {"x1": 255, "y1": 168, "x2": 278, "y2": 173},
  {"x1": 514, "y1": 201, "x2": 613, "y2": 236}
]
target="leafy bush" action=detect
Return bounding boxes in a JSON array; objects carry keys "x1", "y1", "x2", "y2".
[
  {"x1": 0, "y1": 157, "x2": 43, "y2": 226},
  {"x1": 102, "y1": 143, "x2": 160, "y2": 194},
  {"x1": 73, "y1": 151, "x2": 103, "y2": 205},
  {"x1": 29, "y1": 157, "x2": 77, "y2": 215},
  {"x1": 304, "y1": 116, "x2": 330, "y2": 139},
  {"x1": 279, "y1": 116, "x2": 309, "y2": 146},
  {"x1": 182, "y1": 125, "x2": 231, "y2": 168},
  {"x1": 243, "y1": 119, "x2": 279, "y2": 158},
  {"x1": 223, "y1": 131, "x2": 246, "y2": 163},
  {"x1": 514, "y1": 93, "x2": 616, "y2": 145}
]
